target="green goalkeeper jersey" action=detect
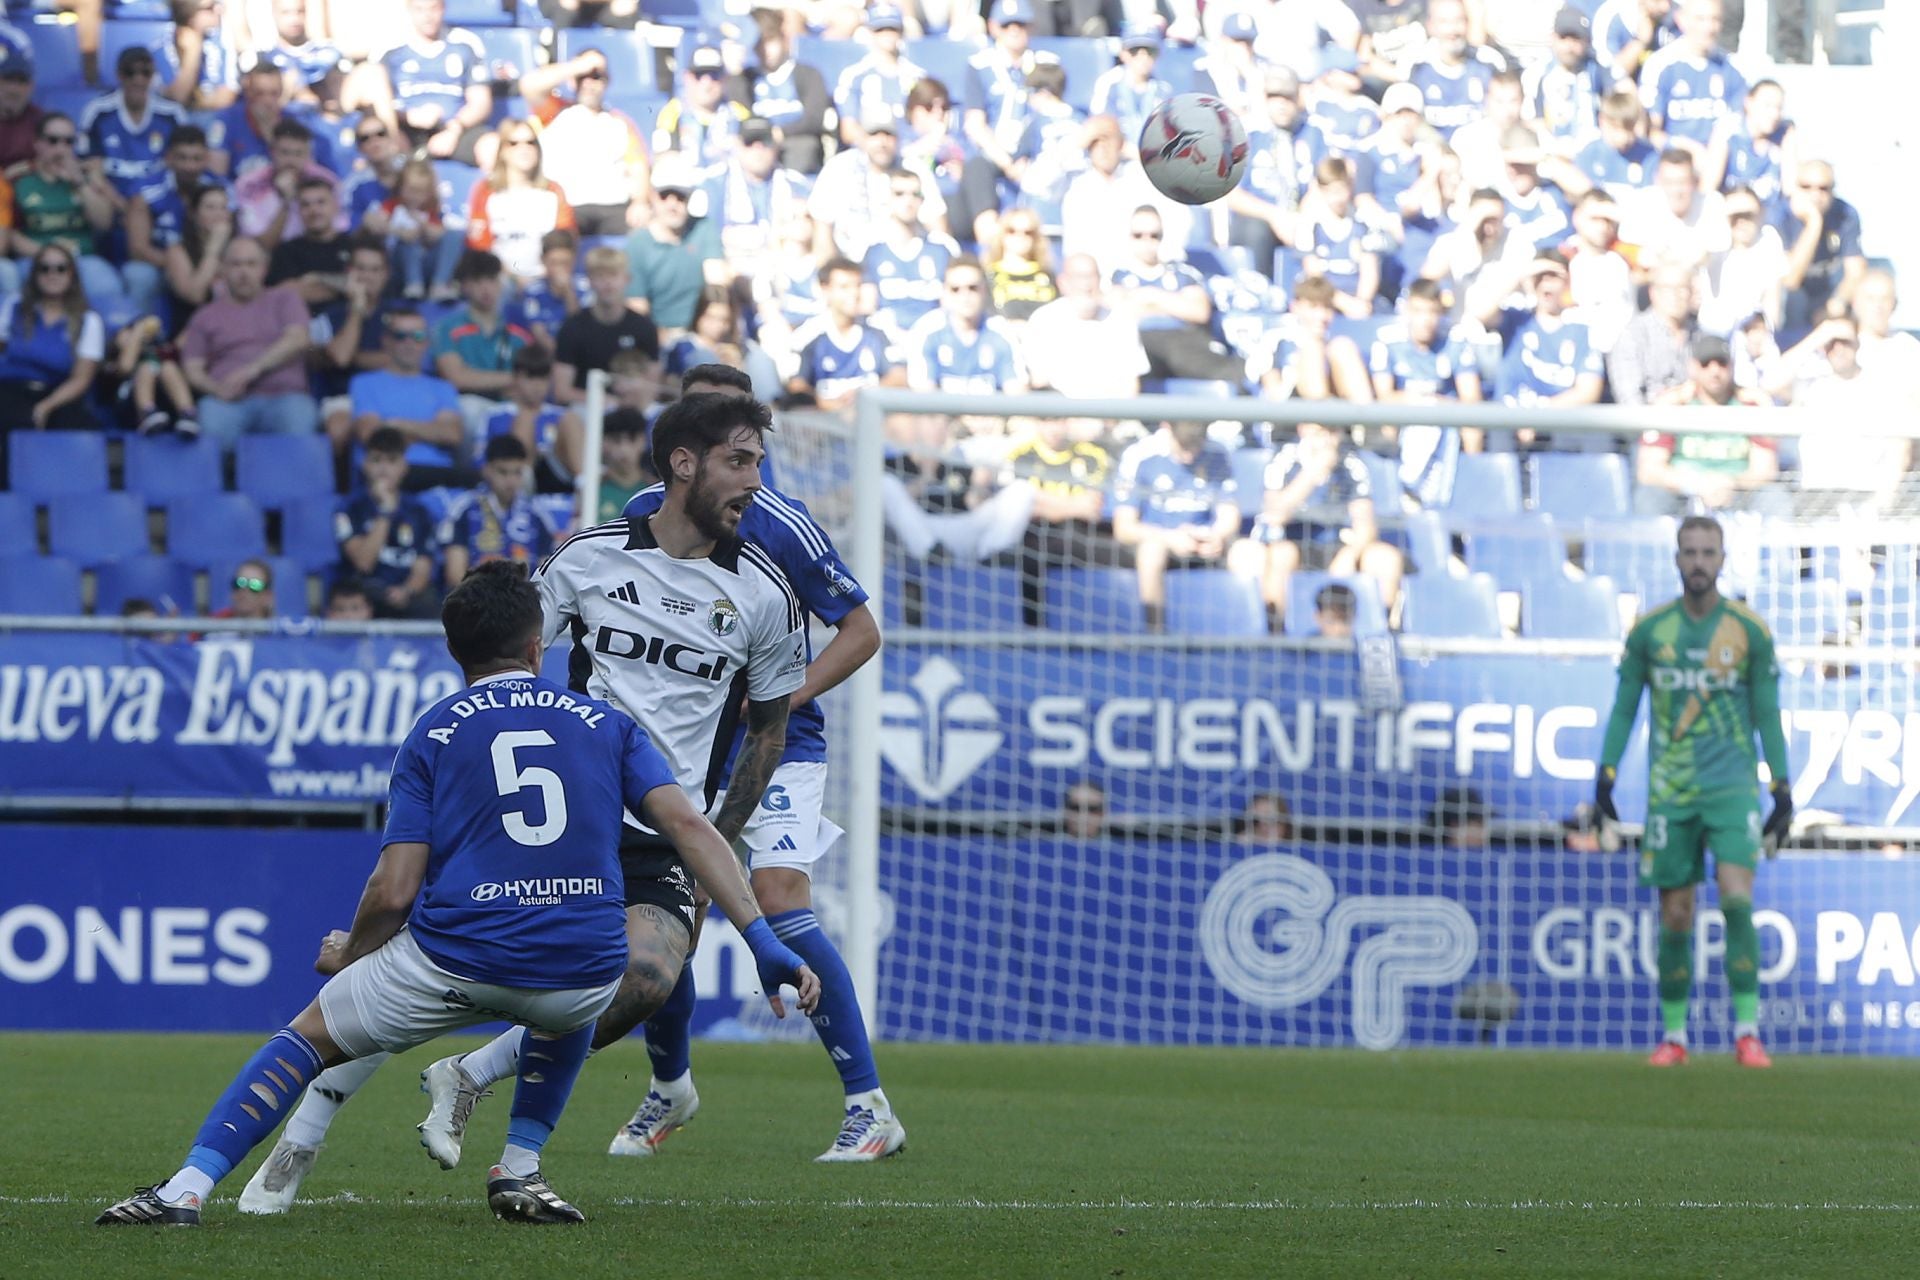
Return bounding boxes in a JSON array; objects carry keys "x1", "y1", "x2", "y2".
[{"x1": 1600, "y1": 597, "x2": 1790, "y2": 808}]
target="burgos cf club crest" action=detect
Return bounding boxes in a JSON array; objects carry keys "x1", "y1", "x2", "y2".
[{"x1": 708, "y1": 598, "x2": 740, "y2": 637}]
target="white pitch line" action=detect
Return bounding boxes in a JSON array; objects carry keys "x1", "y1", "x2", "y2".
[{"x1": 11, "y1": 1194, "x2": 1920, "y2": 1214}]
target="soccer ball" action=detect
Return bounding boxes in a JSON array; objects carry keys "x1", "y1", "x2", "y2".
[{"x1": 1139, "y1": 93, "x2": 1250, "y2": 206}]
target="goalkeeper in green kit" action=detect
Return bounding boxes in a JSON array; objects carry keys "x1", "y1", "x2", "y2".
[{"x1": 1595, "y1": 516, "x2": 1793, "y2": 1069}]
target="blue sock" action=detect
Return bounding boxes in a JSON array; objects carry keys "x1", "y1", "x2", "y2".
[
  {"x1": 183, "y1": 1029, "x2": 323, "y2": 1185},
  {"x1": 643, "y1": 964, "x2": 696, "y2": 1084},
  {"x1": 769, "y1": 909, "x2": 880, "y2": 1095}
]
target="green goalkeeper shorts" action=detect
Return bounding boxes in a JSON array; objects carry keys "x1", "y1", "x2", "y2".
[{"x1": 1638, "y1": 796, "x2": 1763, "y2": 888}]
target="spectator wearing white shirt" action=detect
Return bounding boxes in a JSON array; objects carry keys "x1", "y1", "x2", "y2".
[
  {"x1": 810, "y1": 108, "x2": 915, "y2": 260},
  {"x1": 1021, "y1": 252, "x2": 1149, "y2": 399},
  {"x1": 1564, "y1": 190, "x2": 1635, "y2": 352},
  {"x1": 1617, "y1": 149, "x2": 1728, "y2": 282},
  {"x1": 528, "y1": 49, "x2": 650, "y2": 236},
  {"x1": 1060, "y1": 113, "x2": 1190, "y2": 278},
  {"x1": 1450, "y1": 68, "x2": 1524, "y2": 193},
  {"x1": 1776, "y1": 312, "x2": 1916, "y2": 518},
  {"x1": 1696, "y1": 185, "x2": 1784, "y2": 336},
  {"x1": 1852, "y1": 271, "x2": 1920, "y2": 405}
]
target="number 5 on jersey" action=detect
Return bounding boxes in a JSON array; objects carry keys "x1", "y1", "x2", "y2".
[{"x1": 491, "y1": 730, "x2": 570, "y2": 846}]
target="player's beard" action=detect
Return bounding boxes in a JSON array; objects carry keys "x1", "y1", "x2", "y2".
[{"x1": 684, "y1": 462, "x2": 744, "y2": 543}]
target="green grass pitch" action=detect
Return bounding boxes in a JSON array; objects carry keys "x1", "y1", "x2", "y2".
[{"x1": 4, "y1": 1033, "x2": 1918, "y2": 1278}]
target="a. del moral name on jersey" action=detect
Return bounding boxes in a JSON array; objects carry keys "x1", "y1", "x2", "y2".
[{"x1": 423, "y1": 682, "x2": 608, "y2": 745}]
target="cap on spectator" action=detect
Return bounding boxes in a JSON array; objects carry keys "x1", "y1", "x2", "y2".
[
  {"x1": 1381, "y1": 82, "x2": 1423, "y2": 116},
  {"x1": 116, "y1": 45, "x2": 155, "y2": 76},
  {"x1": 0, "y1": 38, "x2": 33, "y2": 80},
  {"x1": 1501, "y1": 123, "x2": 1544, "y2": 166},
  {"x1": 740, "y1": 115, "x2": 776, "y2": 146},
  {"x1": 867, "y1": 4, "x2": 905, "y2": 31},
  {"x1": 651, "y1": 151, "x2": 700, "y2": 193},
  {"x1": 1690, "y1": 333, "x2": 1733, "y2": 365},
  {"x1": 1120, "y1": 22, "x2": 1162, "y2": 51},
  {"x1": 1554, "y1": 5, "x2": 1592, "y2": 39},
  {"x1": 990, "y1": 0, "x2": 1036, "y2": 26},
  {"x1": 1221, "y1": 12, "x2": 1257, "y2": 41},
  {"x1": 687, "y1": 45, "x2": 725, "y2": 73},
  {"x1": 1317, "y1": 45, "x2": 1359, "y2": 77},
  {"x1": 1263, "y1": 67, "x2": 1301, "y2": 99}
]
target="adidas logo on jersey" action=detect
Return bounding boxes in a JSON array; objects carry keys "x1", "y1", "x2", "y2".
[
  {"x1": 771, "y1": 834, "x2": 799, "y2": 852},
  {"x1": 607, "y1": 581, "x2": 644, "y2": 605}
]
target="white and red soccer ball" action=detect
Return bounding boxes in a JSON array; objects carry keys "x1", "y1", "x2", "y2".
[{"x1": 1139, "y1": 93, "x2": 1250, "y2": 206}]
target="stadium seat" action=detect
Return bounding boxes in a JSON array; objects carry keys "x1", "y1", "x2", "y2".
[
  {"x1": 9, "y1": 431, "x2": 108, "y2": 502},
  {"x1": 1029, "y1": 38, "x2": 1116, "y2": 112},
  {"x1": 110, "y1": 0, "x2": 174, "y2": 19},
  {"x1": 1156, "y1": 44, "x2": 1208, "y2": 94},
  {"x1": 557, "y1": 28, "x2": 658, "y2": 92},
  {"x1": 445, "y1": 0, "x2": 515, "y2": 24},
  {"x1": 1448, "y1": 452, "x2": 1521, "y2": 517},
  {"x1": 49, "y1": 493, "x2": 149, "y2": 567},
  {"x1": 473, "y1": 29, "x2": 537, "y2": 82},
  {"x1": 0, "y1": 492, "x2": 34, "y2": 550},
  {"x1": 607, "y1": 92, "x2": 669, "y2": 133},
  {"x1": 1357, "y1": 451, "x2": 1402, "y2": 509},
  {"x1": 1524, "y1": 575, "x2": 1622, "y2": 640},
  {"x1": 434, "y1": 161, "x2": 485, "y2": 234},
  {"x1": 920, "y1": 563, "x2": 1024, "y2": 631},
  {"x1": 1528, "y1": 453, "x2": 1630, "y2": 523},
  {"x1": 904, "y1": 37, "x2": 984, "y2": 101},
  {"x1": 1166, "y1": 569, "x2": 1264, "y2": 636},
  {"x1": 1400, "y1": 572, "x2": 1502, "y2": 639},
  {"x1": 1755, "y1": 540, "x2": 1845, "y2": 583},
  {"x1": 124, "y1": 435, "x2": 223, "y2": 506},
  {"x1": 1464, "y1": 517, "x2": 1568, "y2": 593},
  {"x1": 1748, "y1": 579, "x2": 1847, "y2": 647},
  {"x1": 236, "y1": 435, "x2": 335, "y2": 509},
  {"x1": 793, "y1": 34, "x2": 866, "y2": 92},
  {"x1": 281, "y1": 497, "x2": 344, "y2": 571},
  {"x1": 94, "y1": 554, "x2": 196, "y2": 616},
  {"x1": 24, "y1": 18, "x2": 84, "y2": 88},
  {"x1": 167, "y1": 494, "x2": 266, "y2": 570},
  {"x1": 97, "y1": 19, "x2": 170, "y2": 85},
  {"x1": 0, "y1": 555, "x2": 82, "y2": 615},
  {"x1": 1046, "y1": 567, "x2": 1145, "y2": 634},
  {"x1": 208, "y1": 555, "x2": 310, "y2": 619},
  {"x1": 1230, "y1": 448, "x2": 1270, "y2": 530},
  {"x1": 1399, "y1": 510, "x2": 1453, "y2": 576},
  {"x1": 1284, "y1": 572, "x2": 1388, "y2": 637},
  {"x1": 1582, "y1": 517, "x2": 1677, "y2": 607}
]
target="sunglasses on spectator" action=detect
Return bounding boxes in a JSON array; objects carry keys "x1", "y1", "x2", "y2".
[
  {"x1": 40, "y1": 131, "x2": 75, "y2": 145},
  {"x1": 233, "y1": 575, "x2": 269, "y2": 593},
  {"x1": 122, "y1": 65, "x2": 155, "y2": 79},
  {"x1": 946, "y1": 281, "x2": 983, "y2": 292},
  {"x1": 357, "y1": 126, "x2": 388, "y2": 143},
  {"x1": 656, "y1": 188, "x2": 690, "y2": 202},
  {"x1": 389, "y1": 327, "x2": 428, "y2": 340},
  {"x1": 691, "y1": 67, "x2": 724, "y2": 79},
  {"x1": 504, "y1": 136, "x2": 538, "y2": 148},
  {"x1": 1131, "y1": 229, "x2": 1162, "y2": 240},
  {"x1": 34, "y1": 260, "x2": 71, "y2": 276},
  {"x1": 1697, "y1": 355, "x2": 1730, "y2": 367},
  {"x1": 579, "y1": 68, "x2": 606, "y2": 80},
  {"x1": 1800, "y1": 181, "x2": 1833, "y2": 192},
  {"x1": 1066, "y1": 799, "x2": 1105, "y2": 813},
  {"x1": 1728, "y1": 208, "x2": 1757, "y2": 222}
]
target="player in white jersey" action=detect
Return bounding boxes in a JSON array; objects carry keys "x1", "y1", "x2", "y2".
[{"x1": 238, "y1": 394, "x2": 809, "y2": 1212}]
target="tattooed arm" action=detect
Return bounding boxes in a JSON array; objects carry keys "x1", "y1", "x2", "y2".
[{"x1": 709, "y1": 695, "x2": 791, "y2": 845}]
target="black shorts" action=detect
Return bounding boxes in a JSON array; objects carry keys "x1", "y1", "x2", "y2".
[{"x1": 618, "y1": 825, "x2": 696, "y2": 937}]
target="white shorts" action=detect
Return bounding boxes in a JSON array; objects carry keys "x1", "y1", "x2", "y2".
[
  {"x1": 720, "y1": 760, "x2": 845, "y2": 875},
  {"x1": 316, "y1": 928, "x2": 621, "y2": 1060}
]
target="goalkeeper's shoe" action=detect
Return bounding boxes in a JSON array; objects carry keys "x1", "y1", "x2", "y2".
[
  {"x1": 487, "y1": 1167, "x2": 585, "y2": 1225},
  {"x1": 418, "y1": 1055, "x2": 491, "y2": 1170},
  {"x1": 238, "y1": 1138, "x2": 321, "y2": 1214},
  {"x1": 1735, "y1": 1035, "x2": 1774, "y2": 1069},
  {"x1": 608, "y1": 1078, "x2": 699, "y2": 1157},
  {"x1": 1646, "y1": 1041, "x2": 1689, "y2": 1067},
  {"x1": 816, "y1": 1091, "x2": 907, "y2": 1163},
  {"x1": 94, "y1": 1185, "x2": 201, "y2": 1226}
]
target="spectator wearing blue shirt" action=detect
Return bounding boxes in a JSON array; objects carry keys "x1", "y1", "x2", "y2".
[
  {"x1": 787, "y1": 256, "x2": 903, "y2": 411},
  {"x1": 1525, "y1": 7, "x2": 1611, "y2": 153},
  {"x1": 1496, "y1": 125, "x2": 1574, "y2": 256},
  {"x1": 963, "y1": 0, "x2": 1039, "y2": 191},
  {"x1": 341, "y1": 116, "x2": 408, "y2": 229},
  {"x1": 1571, "y1": 90, "x2": 1659, "y2": 200},
  {"x1": 1255, "y1": 275, "x2": 1374, "y2": 404},
  {"x1": 904, "y1": 255, "x2": 1024, "y2": 394},
  {"x1": 656, "y1": 45, "x2": 752, "y2": 182},
  {"x1": 1775, "y1": 158, "x2": 1865, "y2": 347},
  {"x1": 208, "y1": 62, "x2": 297, "y2": 181},
  {"x1": 1307, "y1": 46, "x2": 1381, "y2": 158},
  {"x1": 1407, "y1": 0, "x2": 1507, "y2": 142},
  {"x1": 737, "y1": 7, "x2": 833, "y2": 176},
  {"x1": 1110, "y1": 204, "x2": 1247, "y2": 384},
  {"x1": 1225, "y1": 67, "x2": 1321, "y2": 278},
  {"x1": 1594, "y1": 0, "x2": 1679, "y2": 83},
  {"x1": 512, "y1": 230, "x2": 582, "y2": 352},
  {"x1": 1089, "y1": 26, "x2": 1172, "y2": 151},
  {"x1": 252, "y1": 0, "x2": 345, "y2": 111},
  {"x1": 0, "y1": 244, "x2": 106, "y2": 431},
  {"x1": 1114, "y1": 421, "x2": 1242, "y2": 633},
  {"x1": 1297, "y1": 156, "x2": 1380, "y2": 319},
  {"x1": 861, "y1": 168, "x2": 959, "y2": 342},
  {"x1": 350, "y1": 303, "x2": 469, "y2": 482},
  {"x1": 81, "y1": 48, "x2": 189, "y2": 205},
  {"x1": 1352, "y1": 82, "x2": 1426, "y2": 240},
  {"x1": 713, "y1": 116, "x2": 810, "y2": 275},
  {"x1": 439, "y1": 434, "x2": 560, "y2": 586},
  {"x1": 1371, "y1": 278, "x2": 1483, "y2": 507},
  {"x1": 334, "y1": 426, "x2": 441, "y2": 618},
  {"x1": 160, "y1": 0, "x2": 239, "y2": 114},
  {"x1": 835, "y1": 6, "x2": 924, "y2": 149},
  {"x1": 482, "y1": 346, "x2": 570, "y2": 486},
  {"x1": 365, "y1": 0, "x2": 494, "y2": 166},
  {"x1": 1705, "y1": 79, "x2": 1795, "y2": 221},
  {"x1": 1639, "y1": 0, "x2": 1744, "y2": 161},
  {"x1": 126, "y1": 126, "x2": 219, "y2": 279},
  {"x1": 1501, "y1": 251, "x2": 1608, "y2": 429}
]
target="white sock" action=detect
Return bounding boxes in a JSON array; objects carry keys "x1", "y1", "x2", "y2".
[
  {"x1": 284, "y1": 1052, "x2": 390, "y2": 1149},
  {"x1": 1734, "y1": 1021, "x2": 1759, "y2": 1040},
  {"x1": 156, "y1": 1167, "x2": 215, "y2": 1204},
  {"x1": 845, "y1": 1087, "x2": 888, "y2": 1115},
  {"x1": 652, "y1": 1073, "x2": 692, "y2": 1097},
  {"x1": 459, "y1": 1028, "x2": 524, "y2": 1090},
  {"x1": 498, "y1": 1143, "x2": 541, "y2": 1179},
  {"x1": 1665, "y1": 1029, "x2": 1689, "y2": 1048}
]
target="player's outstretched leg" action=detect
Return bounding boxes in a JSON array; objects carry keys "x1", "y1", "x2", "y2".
[
  {"x1": 767, "y1": 908, "x2": 905, "y2": 1162},
  {"x1": 418, "y1": 1052, "x2": 494, "y2": 1169},
  {"x1": 487, "y1": 1023, "x2": 595, "y2": 1225},
  {"x1": 610, "y1": 963, "x2": 701, "y2": 1157},
  {"x1": 237, "y1": 1051, "x2": 392, "y2": 1214},
  {"x1": 1650, "y1": 922, "x2": 1693, "y2": 1066},
  {"x1": 1724, "y1": 895, "x2": 1772, "y2": 1067},
  {"x1": 96, "y1": 1029, "x2": 324, "y2": 1226}
]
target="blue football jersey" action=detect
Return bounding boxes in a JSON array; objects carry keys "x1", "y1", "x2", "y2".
[
  {"x1": 438, "y1": 486, "x2": 560, "y2": 568},
  {"x1": 623, "y1": 483, "x2": 866, "y2": 768},
  {"x1": 905, "y1": 315, "x2": 1022, "y2": 392},
  {"x1": 79, "y1": 94, "x2": 189, "y2": 199},
  {"x1": 834, "y1": 54, "x2": 925, "y2": 133},
  {"x1": 137, "y1": 170, "x2": 233, "y2": 250},
  {"x1": 1088, "y1": 68, "x2": 1172, "y2": 145},
  {"x1": 1496, "y1": 315, "x2": 1604, "y2": 403},
  {"x1": 1721, "y1": 122, "x2": 1789, "y2": 212},
  {"x1": 1305, "y1": 217, "x2": 1368, "y2": 298},
  {"x1": 1306, "y1": 96, "x2": 1380, "y2": 158},
  {"x1": 1356, "y1": 141, "x2": 1422, "y2": 212},
  {"x1": 1572, "y1": 136, "x2": 1658, "y2": 199},
  {"x1": 1240, "y1": 121, "x2": 1323, "y2": 209},
  {"x1": 381, "y1": 32, "x2": 489, "y2": 121},
  {"x1": 1370, "y1": 329, "x2": 1480, "y2": 399},
  {"x1": 1110, "y1": 259, "x2": 1208, "y2": 332},
  {"x1": 1116, "y1": 437, "x2": 1239, "y2": 529},
  {"x1": 157, "y1": 28, "x2": 237, "y2": 100},
  {"x1": 863, "y1": 234, "x2": 956, "y2": 337},
  {"x1": 1408, "y1": 56, "x2": 1496, "y2": 140},
  {"x1": 1641, "y1": 49, "x2": 1745, "y2": 149},
  {"x1": 384, "y1": 671, "x2": 676, "y2": 989},
  {"x1": 792, "y1": 318, "x2": 895, "y2": 402}
]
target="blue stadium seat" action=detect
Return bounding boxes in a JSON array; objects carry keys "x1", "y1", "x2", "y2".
[
  {"x1": 1399, "y1": 510, "x2": 1452, "y2": 576},
  {"x1": 236, "y1": 434, "x2": 335, "y2": 509},
  {"x1": 0, "y1": 555, "x2": 82, "y2": 615},
  {"x1": 1401, "y1": 571, "x2": 1502, "y2": 639},
  {"x1": 1029, "y1": 38, "x2": 1115, "y2": 113},
  {"x1": 9, "y1": 431, "x2": 108, "y2": 501},
  {"x1": 557, "y1": 28, "x2": 658, "y2": 93},
  {"x1": 1184, "y1": 246, "x2": 1233, "y2": 281},
  {"x1": 904, "y1": 37, "x2": 984, "y2": 101},
  {"x1": 1156, "y1": 44, "x2": 1208, "y2": 94},
  {"x1": 167, "y1": 494, "x2": 266, "y2": 570},
  {"x1": 24, "y1": 18, "x2": 84, "y2": 88},
  {"x1": 1748, "y1": 580, "x2": 1847, "y2": 647},
  {"x1": 473, "y1": 29, "x2": 537, "y2": 82},
  {"x1": 1529, "y1": 453, "x2": 1630, "y2": 522},
  {"x1": 1357, "y1": 451, "x2": 1402, "y2": 509},
  {"x1": 920, "y1": 563, "x2": 1023, "y2": 631},
  {"x1": 94, "y1": 554, "x2": 196, "y2": 616},
  {"x1": 1166, "y1": 569, "x2": 1264, "y2": 636},
  {"x1": 793, "y1": 34, "x2": 866, "y2": 94},
  {"x1": 209, "y1": 555, "x2": 310, "y2": 619},
  {"x1": 0, "y1": 492, "x2": 34, "y2": 550},
  {"x1": 124, "y1": 434, "x2": 223, "y2": 506},
  {"x1": 110, "y1": 0, "x2": 174, "y2": 19},
  {"x1": 1047, "y1": 567, "x2": 1145, "y2": 634},
  {"x1": 1231, "y1": 447, "x2": 1269, "y2": 530},
  {"x1": 607, "y1": 92, "x2": 669, "y2": 133},
  {"x1": 97, "y1": 20, "x2": 170, "y2": 85},
  {"x1": 1284, "y1": 572, "x2": 1387, "y2": 637},
  {"x1": 434, "y1": 161, "x2": 484, "y2": 234},
  {"x1": 1866, "y1": 578, "x2": 1916, "y2": 646},
  {"x1": 49, "y1": 493, "x2": 149, "y2": 567},
  {"x1": 1582, "y1": 517, "x2": 1676, "y2": 607},
  {"x1": 446, "y1": 0, "x2": 515, "y2": 25},
  {"x1": 1464, "y1": 517, "x2": 1567, "y2": 593},
  {"x1": 1448, "y1": 452, "x2": 1521, "y2": 517},
  {"x1": 1524, "y1": 575, "x2": 1622, "y2": 640},
  {"x1": 281, "y1": 497, "x2": 344, "y2": 571},
  {"x1": 1755, "y1": 540, "x2": 1845, "y2": 583}
]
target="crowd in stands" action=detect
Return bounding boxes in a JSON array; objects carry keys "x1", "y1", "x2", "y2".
[{"x1": 0, "y1": 0, "x2": 1911, "y2": 638}]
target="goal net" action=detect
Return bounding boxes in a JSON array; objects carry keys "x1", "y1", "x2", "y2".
[{"x1": 767, "y1": 389, "x2": 1920, "y2": 1057}]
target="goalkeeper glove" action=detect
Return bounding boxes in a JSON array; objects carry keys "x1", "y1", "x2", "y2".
[
  {"x1": 1762, "y1": 781, "x2": 1794, "y2": 856},
  {"x1": 739, "y1": 918, "x2": 815, "y2": 1015},
  {"x1": 1594, "y1": 765, "x2": 1619, "y2": 824}
]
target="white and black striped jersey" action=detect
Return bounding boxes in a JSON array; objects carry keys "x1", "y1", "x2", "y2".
[{"x1": 535, "y1": 516, "x2": 807, "y2": 810}]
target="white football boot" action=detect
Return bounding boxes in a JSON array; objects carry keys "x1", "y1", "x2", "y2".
[
  {"x1": 237, "y1": 1139, "x2": 322, "y2": 1215},
  {"x1": 815, "y1": 1090, "x2": 907, "y2": 1163},
  {"x1": 417, "y1": 1055, "x2": 491, "y2": 1170},
  {"x1": 607, "y1": 1078, "x2": 699, "y2": 1156}
]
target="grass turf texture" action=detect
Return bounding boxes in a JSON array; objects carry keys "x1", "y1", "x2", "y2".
[{"x1": 3, "y1": 1035, "x2": 1916, "y2": 1278}]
